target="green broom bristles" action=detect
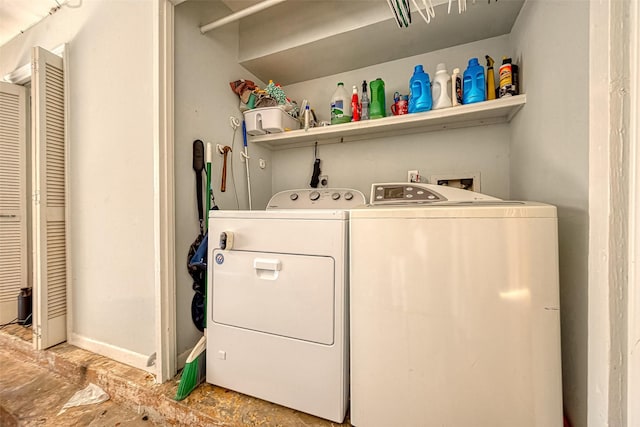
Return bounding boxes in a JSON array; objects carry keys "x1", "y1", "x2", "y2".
[
  {"x1": 176, "y1": 148, "x2": 212, "y2": 402},
  {"x1": 175, "y1": 337, "x2": 206, "y2": 401}
]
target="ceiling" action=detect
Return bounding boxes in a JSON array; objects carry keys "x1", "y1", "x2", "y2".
[
  {"x1": 0, "y1": 0, "x2": 60, "y2": 47},
  {"x1": 0, "y1": 0, "x2": 262, "y2": 47},
  {"x1": 219, "y1": 0, "x2": 263, "y2": 13}
]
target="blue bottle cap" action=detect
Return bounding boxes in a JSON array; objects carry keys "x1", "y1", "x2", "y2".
[
  {"x1": 414, "y1": 65, "x2": 424, "y2": 73},
  {"x1": 468, "y1": 58, "x2": 479, "y2": 66}
]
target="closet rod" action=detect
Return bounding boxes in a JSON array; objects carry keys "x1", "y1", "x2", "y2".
[{"x1": 200, "y1": 0, "x2": 287, "y2": 33}]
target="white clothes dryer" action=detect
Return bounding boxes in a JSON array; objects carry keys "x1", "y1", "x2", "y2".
[
  {"x1": 206, "y1": 188, "x2": 365, "y2": 423},
  {"x1": 349, "y1": 183, "x2": 563, "y2": 427}
]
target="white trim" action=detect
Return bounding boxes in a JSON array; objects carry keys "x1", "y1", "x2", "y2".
[
  {"x1": 69, "y1": 332, "x2": 154, "y2": 373},
  {"x1": 3, "y1": 45, "x2": 65, "y2": 85},
  {"x1": 588, "y1": 0, "x2": 612, "y2": 424},
  {"x1": 63, "y1": 43, "x2": 73, "y2": 354},
  {"x1": 629, "y1": 0, "x2": 640, "y2": 424},
  {"x1": 153, "y1": 0, "x2": 177, "y2": 383},
  {"x1": 177, "y1": 347, "x2": 190, "y2": 370},
  {"x1": 589, "y1": 0, "x2": 632, "y2": 425}
]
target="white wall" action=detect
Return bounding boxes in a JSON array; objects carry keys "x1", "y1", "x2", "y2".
[
  {"x1": 510, "y1": 1, "x2": 589, "y2": 426},
  {"x1": 174, "y1": 1, "x2": 272, "y2": 360},
  {"x1": 277, "y1": 36, "x2": 513, "y2": 199},
  {"x1": 0, "y1": 0, "x2": 158, "y2": 369}
]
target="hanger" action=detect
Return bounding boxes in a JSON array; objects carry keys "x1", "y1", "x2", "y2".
[
  {"x1": 396, "y1": 0, "x2": 410, "y2": 27},
  {"x1": 400, "y1": 0, "x2": 412, "y2": 25},
  {"x1": 386, "y1": 0, "x2": 404, "y2": 28},
  {"x1": 411, "y1": 0, "x2": 435, "y2": 24},
  {"x1": 459, "y1": 0, "x2": 467, "y2": 14}
]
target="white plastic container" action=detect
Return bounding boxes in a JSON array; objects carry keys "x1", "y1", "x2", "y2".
[
  {"x1": 451, "y1": 68, "x2": 462, "y2": 107},
  {"x1": 432, "y1": 63, "x2": 452, "y2": 110},
  {"x1": 243, "y1": 107, "x2": 300, "y2": 136}
]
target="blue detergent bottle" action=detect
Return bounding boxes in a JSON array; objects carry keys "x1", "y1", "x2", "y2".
[
  {"x1": 462, "y1": 58, "x2": 486, "y2": 104},
  {"x1": 408, "y1": 65, "x2": 432, "y2": 113}
]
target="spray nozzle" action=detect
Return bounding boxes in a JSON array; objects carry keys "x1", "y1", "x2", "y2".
[{"x1": 485, "y1": 55, "x2": 495, "y2": 68}]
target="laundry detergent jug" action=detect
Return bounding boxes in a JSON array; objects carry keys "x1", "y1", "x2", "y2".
[
  {"x1": 462, "y1": 58, "x2": 486, "y2": 104},
  {"x1": 432, "y1": 63, "x2": 452, "y2": 110},
  {"x1": 408, "y1": 65, "x2": 432, "y2": 113},
  {"x1": 369, "y1": 78, "x2": 386, "y2": 119},
  {"x1": 331, "y1": 82, "x2": 351, "y2": 124}
]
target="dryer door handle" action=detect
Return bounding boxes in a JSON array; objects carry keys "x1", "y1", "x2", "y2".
[
  {"x1": 254, "y1": 258, "x2": 281, "y2": 280},
  {"x1": 254, "y1": 258, "x2": 281, "y2": 271}
]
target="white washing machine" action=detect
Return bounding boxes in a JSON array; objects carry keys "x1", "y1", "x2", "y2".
[
  {"x1": 349, "y1": 183, "x2": 563, "y2": 427},
  {"x1": 206, "y1": 188, "x2": 365, "y2": 423}
]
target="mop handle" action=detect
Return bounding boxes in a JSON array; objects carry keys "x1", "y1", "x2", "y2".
[
  {"x1": 242, "y1": 121, "x2": 252, "y2": 210},
  {"x1": 205, "y1": 142, "x2": 212, "y2": 230}
]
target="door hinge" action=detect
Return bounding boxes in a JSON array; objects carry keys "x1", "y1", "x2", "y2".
[{"x1": 32, "y1": 192, "x2": 40, "y2": 204}]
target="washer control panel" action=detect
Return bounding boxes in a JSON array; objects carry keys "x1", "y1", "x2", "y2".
[
  {"x1": 371, "y1": 183, "x2": 445, "y2": 204},
  {"x1": 267, "y1": 188, "x2": 366, "y2": 209},
  {"x1": 370, "y1": 183, "x2": 501, "y2": 204}
]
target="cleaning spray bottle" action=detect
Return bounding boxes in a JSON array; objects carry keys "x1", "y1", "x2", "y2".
[
  {"x1": 361, "y1": 80, "x2": 370, "y2": 120},
  {"x1": 351, "y1": 85, "x2": 360, "y2": 122},
  {"x1": 485, "y1": 55, "x2": 496, "y2": 100}
]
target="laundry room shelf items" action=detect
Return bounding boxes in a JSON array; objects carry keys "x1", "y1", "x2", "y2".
[{"x1": 248, "y1": 94, "x2": 526, "y2": 150}]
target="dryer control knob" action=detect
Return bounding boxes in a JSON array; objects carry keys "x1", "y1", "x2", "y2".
[
  {"x1": 332, "y1": 192, "x2": 341, "y2": 200},
  {"x1": 344, "y1": 192, "x2": 354, "y2": 200},
  {"x1": 309, "y1": 191, "x2": 320, "y2": 201},
  {"x1": 290, "y1": 193, "x2": 299, "y2": 201}
]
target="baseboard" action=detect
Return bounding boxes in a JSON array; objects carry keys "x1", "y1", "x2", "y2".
[
  {"x1": 69, "y1": 332, "x2": 154, "y2": 374},
  {"x1": 177, "y1": 347, "x2": 191, "y2": 370}
]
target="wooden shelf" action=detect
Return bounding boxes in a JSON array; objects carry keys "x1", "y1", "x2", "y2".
[{"x1": 249, "y1": 94, "x2": 526, "y2": 150}]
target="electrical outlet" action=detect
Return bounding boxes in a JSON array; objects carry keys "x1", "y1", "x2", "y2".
[
  {"x1": 430, "y1": 172, "x2": 481, "y2": 192},
  {"x1": 408, "y1": 170, "x2": 420, "y2": 183},
  {"x1": 319, "y1": 175, "x2": 328, "y2": 187}
]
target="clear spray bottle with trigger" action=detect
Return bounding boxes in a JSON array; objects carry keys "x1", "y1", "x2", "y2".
[{"x1": 360, "y1": 80, "x2": 370, "y2": 120}]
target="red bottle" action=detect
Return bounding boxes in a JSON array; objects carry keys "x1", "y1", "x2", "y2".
[{"x1": 351, "y1": 85, "x2": 360, "y2": 122}]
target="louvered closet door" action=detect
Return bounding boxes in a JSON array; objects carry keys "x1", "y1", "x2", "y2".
[
  {"x1": 0, "y1": 82, "x2": 27, "y2": 324},
  {"x1": 32, "y1": 46, "x2": 67, "y2": 349}
]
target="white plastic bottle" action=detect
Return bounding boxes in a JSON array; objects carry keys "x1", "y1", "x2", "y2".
[
  {"x1": 451, "y1": 68, "x2": 462, "y2": 107},
  {"x1": 432, "y1": 63, "x2": 452, "y2": 110},
  {"x1": 331, "y1": 82, "x2": 351, "y2": 124}
]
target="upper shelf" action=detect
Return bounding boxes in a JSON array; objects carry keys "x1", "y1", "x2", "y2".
[
  {"x1": 249, "y1": 94, "x2": 526, "y2": 150},
  {"x1": 235, "y1": 0, "x2": 525, "y2": 85}
]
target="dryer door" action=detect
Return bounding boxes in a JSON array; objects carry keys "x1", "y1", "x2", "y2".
[{"x1": 211, "y1": 250, "x2": 335, "y2": 345}]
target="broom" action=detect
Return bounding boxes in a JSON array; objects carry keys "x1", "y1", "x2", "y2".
[{"x1": 175, "y1": 142, "x2": 213, "y2": 401}]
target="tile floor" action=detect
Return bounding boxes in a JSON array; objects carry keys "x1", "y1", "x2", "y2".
[{"x1": 0, "y1": 324, "x2": 350, "y2": 426}]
